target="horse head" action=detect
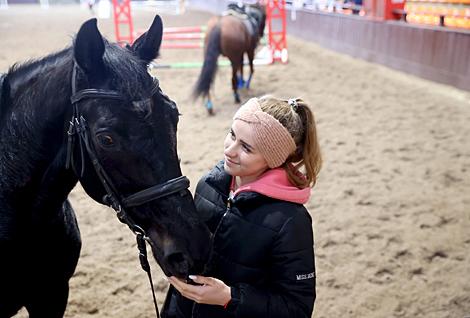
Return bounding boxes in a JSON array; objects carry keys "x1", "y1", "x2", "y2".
[{"x1": 70, "y1": 17, "x2": 211, "y2": 279}]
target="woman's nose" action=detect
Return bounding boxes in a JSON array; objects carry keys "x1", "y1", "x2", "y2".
[{"x1": 224, "y1": 141, "x2": 236, "y2": 157}]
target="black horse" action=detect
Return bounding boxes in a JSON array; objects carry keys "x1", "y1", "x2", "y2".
[{"x1": 0, "y1": 16, "x2": 211, "y2": 317}]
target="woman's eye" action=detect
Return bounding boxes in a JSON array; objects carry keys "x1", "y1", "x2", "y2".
[{"x1": 99, "y1": 135, "x2": 114, "y2": 146}]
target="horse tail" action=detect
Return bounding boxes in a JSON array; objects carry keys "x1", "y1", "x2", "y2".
[{"x1": 193, "y1": 24, "x2": 222, "y2": 100}]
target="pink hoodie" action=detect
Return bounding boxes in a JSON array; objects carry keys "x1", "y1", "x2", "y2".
[{"x1": 232, "y1": 168, "x2": 311, "y2": 204}]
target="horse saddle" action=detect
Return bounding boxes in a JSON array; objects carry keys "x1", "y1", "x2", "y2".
[{"x1": 222, "y1": 4, "x2": 262, "y2": 37}]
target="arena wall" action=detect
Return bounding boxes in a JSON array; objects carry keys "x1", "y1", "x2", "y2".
[{"x1": 189, "y1": 0, "x2": 470, "y2": 92}]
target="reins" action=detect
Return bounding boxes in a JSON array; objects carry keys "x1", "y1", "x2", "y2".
[{"x1": 66, "y1": 63, "x2": 188, "y2": 318}]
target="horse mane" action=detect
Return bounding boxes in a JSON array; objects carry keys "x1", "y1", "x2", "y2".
[
  {"x1": 96, "y1": 40, "x2": 155, "y2": 103},
  {"x1": 0, "y1": 50, "x2": 71, "y2": 137},
  {"x1": 1, "y1": 38, "x2": 155, "y2": 125},
  {"x1": 7, "y1": 49, "x2": 72, "y2": 85}
]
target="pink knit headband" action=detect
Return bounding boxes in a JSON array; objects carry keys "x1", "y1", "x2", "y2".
[{"x1": 233, "y1": 98, "x2": 296, "y2": 168}]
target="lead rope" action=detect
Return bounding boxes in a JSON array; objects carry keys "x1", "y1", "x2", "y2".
[{"x1": 136, "y1": 233, "x2": 160, "y2": 318}]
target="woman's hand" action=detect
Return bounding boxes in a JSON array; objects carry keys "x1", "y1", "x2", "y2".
[{"x1": 165, "y1": 275, "x2": 231, "y2": 306}]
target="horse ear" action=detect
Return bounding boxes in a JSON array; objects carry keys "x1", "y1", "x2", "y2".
[
  {"x1": 74, "y1": 18, "x2": 105, "y2": 75},
  {"x1": 131, "y1": 15, "x2": 163, "y2": 63}
]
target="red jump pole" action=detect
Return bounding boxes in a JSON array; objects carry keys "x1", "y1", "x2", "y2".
[
  {"x1": 161, "y1": 42, "x2": 204, "y2": 49},
  {"x1": 162, "y1": 33, "x2": 205, "y2": 40},
  {"x1": 163, "y1": 26, "x2": 207, "y2": 33},
  {"x1": 136, "y1": 25, "x2": 207, "y2": 37}
]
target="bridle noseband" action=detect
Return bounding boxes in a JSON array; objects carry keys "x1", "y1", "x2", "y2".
[{"x1": 66, "y1": 63, "x2": 187, "y2": 317}]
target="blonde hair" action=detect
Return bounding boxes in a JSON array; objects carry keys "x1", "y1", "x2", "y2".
[{"x1": 258, "y1": 94, "x2": 322, "y2": 188}]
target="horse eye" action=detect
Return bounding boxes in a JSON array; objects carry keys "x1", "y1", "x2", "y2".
[{"x1": 99, "y1": 135, "x2": 114, "y2": 146}]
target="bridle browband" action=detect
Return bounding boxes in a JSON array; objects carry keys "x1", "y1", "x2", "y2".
[{"x1": 66, "y1": 63, "x2": 187, "y2": 318}]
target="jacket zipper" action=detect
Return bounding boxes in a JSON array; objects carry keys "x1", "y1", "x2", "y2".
[{"x1": 211, "y1": 197, "x2": 232, "y2": 243}]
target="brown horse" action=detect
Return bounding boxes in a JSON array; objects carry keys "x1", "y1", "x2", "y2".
[{"x1": 193, "y1": 2, "x2": 266, "y2": 115}]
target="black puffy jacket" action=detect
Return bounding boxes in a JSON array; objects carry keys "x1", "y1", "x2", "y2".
[{"x1": 164, "y1": 160, "x2": 316, "y2": 318}]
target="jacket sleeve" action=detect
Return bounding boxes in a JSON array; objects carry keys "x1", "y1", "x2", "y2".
[{"x1": 228, "y1": 210, "x2": 316, "y2": 317}]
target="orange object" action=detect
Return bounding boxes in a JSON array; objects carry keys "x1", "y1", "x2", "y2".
[
  {"x1": 414, "y1": 5, "x2": 427, "y2": 23},
  {"x1": 457, "y1": 8, "x2": 470, "y2": 28},
  {"x1": 461, "y1": 8, "x2": 470, "y2": 15},
  {"x1": 424, "y1": 6, "x2": 440, "y2": 24},
  {"x1": 406, "y1": 4, "x2": 418, "y2": 23},
  {"x1": 444, "y1": 7, "x2": 459, "y2": 27},
  {"x1": 438, "y1": 6, "x2": 448, "y2": 14}
]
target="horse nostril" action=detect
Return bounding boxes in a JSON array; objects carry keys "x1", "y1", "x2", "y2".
[
  {"x1": 166, "y1": 252, "x2": 190, "y2": 277},
  {"x1": 167, "y1": 252, "x2": 184, "y2": 265}
]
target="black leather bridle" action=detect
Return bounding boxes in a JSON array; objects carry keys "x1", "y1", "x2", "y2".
[{"x1": 66, "y1": 63, "x2": 188, "y2": 317}]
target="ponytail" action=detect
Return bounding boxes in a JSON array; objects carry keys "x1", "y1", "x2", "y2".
[{"x1": 258, "y1": 95, "x2": 322, "y2": 188}]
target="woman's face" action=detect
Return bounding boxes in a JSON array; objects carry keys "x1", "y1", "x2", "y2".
[{"x1": 224, "y1": 119, "x2": 269, "y2": 186}]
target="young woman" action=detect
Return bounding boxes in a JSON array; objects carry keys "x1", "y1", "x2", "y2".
[{"x1": 162, "y1": 95, "x2": 322, "y2": 318}]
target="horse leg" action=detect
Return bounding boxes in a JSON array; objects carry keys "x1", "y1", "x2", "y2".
[
  {"x1": 0, "y1": 293, "x2": 23, "y2": 317},
  {"x1": 25, "y1": 281, "x2": 70, "y2": 318},
  {"x1": 245, "y1": 49, "x2": 255, "y2": 88},
  {"x1": 232, "y1": 62, "x2": 241, "y2": 103},
  {"x1": 237, "y1": 55, "x2": 244, "y2": 90},
  {"x1": 206, "y1": 91, "x2": 213, "y2": 115},
  {"x1": 26, "y1": 200, "x2": 81, "y2": 318}
]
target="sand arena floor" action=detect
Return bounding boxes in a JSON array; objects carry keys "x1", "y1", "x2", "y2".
[{"x1": 1, "y1": 4, "x2": 469, "y2": 317}]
